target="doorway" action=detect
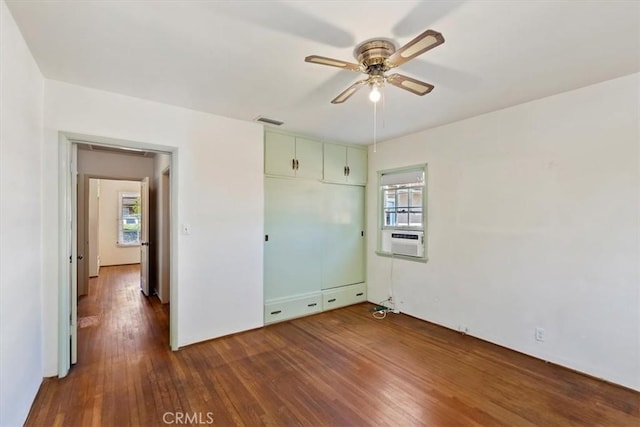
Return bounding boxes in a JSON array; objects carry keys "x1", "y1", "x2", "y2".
[
  {"x1": 83, "y1": 178, "x2": 145, "y2": 290},
  {"x1": 59, "y1": 135, "x2": 176, "y2": 377}
]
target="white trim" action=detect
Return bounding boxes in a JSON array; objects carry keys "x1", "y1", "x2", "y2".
[
  {"x1": 169, "y1": 150, "x2": 179, "y2": 350},
  {"x1": 57, "y1": 134, "x2": 71, "y2": 378}
]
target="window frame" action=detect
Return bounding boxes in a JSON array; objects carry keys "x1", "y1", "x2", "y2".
[
  {"x1": 118, "y1": 191, "x2": 141, "y2": 247},
  {"x1": 376, "y1": 164, "x2": 428, "y2": 262}
]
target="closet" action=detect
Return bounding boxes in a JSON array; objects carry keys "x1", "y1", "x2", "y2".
[{"x1": 264, "y1": 130, "x2": 367, "y2": 323}]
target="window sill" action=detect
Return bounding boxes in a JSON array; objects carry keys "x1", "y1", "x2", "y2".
[
  {"x1": 375, "y1": 250, "x2": 428, "y2": 263},
  {"x1": 381, "y1": 227, "x2": 424, "y2": 231},
  {"x1": 117, "y1": 243, "x2": 140, "y2": 248}
]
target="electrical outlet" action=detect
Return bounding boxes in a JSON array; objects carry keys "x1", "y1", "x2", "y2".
[{"x1": 535, "y1": 327, "x2": 545, "y2": 342}]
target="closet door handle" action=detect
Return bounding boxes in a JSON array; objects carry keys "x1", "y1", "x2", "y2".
[
  {"x1": 292, "y1": 158, "x2": 296, "y2": 170},
  {"x1": 346, "y1": 166, "x2": 350, "y2": 176},
  {"x1": 295, "y1": 159, "x2": 300, "y2": 170},
  {"x1": 343, "y1": 166, "x2": 347, "y2": 176}
]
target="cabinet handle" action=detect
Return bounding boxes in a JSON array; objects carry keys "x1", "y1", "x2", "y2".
[
  {"x1": 292, "y1": 158, "x2": 296, "y2": 170},
  {"x1": 356, "y1": 292, "x2": 364, "y2": 296},
  {"x1": 346, "y1": 166, "x2": 350, "y2": 176},
  {"x1": 295, "y1": 159, "x2": 300, "y2": 170},
  {"x1": 343, "y1": 166, "x2": 347, "y2": 176},
  {"x1": 328, "y1": 298, "x2": 336, "y2": 303},
  {"x1": 271, "y1": 310, "x2": 282, "y2": 315},
  {"x1": 265, "y1": 234, "x2": 269, "y2": 242},
  {"x1": 307, "y1": 303, "x2": 317, "y2": 307}
]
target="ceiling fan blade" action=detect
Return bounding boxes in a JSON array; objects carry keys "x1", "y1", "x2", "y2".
[
  {"x1": 305, "y1": 55, "x2": 361, "y2": 72},
  {"x1": 388, "y1": 29, "x2": 445, "y2": 67},
  {"x1": 386, "y1": 74, "x2": 434, "y2": 96},
  {"x1": 331, "y1": 80, "x2": 368, "y2": 104}
]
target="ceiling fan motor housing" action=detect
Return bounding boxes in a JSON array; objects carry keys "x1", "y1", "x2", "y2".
[{"x1": 355, "y1": 40, "x2": 396, "y2": 74}]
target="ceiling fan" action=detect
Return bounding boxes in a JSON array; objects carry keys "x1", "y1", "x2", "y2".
[{"x1": 305, "y1": 29, "x2": 444, "y2": 104}]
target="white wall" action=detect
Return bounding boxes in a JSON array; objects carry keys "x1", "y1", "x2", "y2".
[
  {"x1": 367, "y1": 73, "x2": 640, "y2": 391},
  {"x1": 42, "y1": 80, "x2": 264, "y2": 375},
  {"x1": 98, "y1": 179, "x2": 141, "y2": 266},
  {"x1": 0, "y1": 1, "x2": 44, "y2": 425}
]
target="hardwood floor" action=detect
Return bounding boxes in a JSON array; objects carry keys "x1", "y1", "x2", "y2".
[{"x1": 27, "y1": 265, "x2": 638, "y2": 426}]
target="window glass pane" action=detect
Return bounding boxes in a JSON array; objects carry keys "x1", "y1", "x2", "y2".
[
  {"x1": 409, "y1": 187, "x2": 422, "y2": 208},
  {"x1": 409, "y1": 210, "x2": 422, "y2": 228},
  {"x1": 397, "y1": 211, "x2": 409, "y2": 227},
  {"x1": 397, "y1": 189, "x2": 409, "y2": 207},
  {"x1": 119, "y1": 193, "x2": 141, "y2": 245},
  {"x1": 384, "y1": 209, "x2": 396, "y2": 227},
  {"x1": 383, "y1": 190, "x2": 396, "y2": 209}
]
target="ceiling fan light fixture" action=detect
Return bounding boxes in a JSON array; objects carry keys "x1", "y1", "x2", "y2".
[
  {"x1": 305, "y1": 27, "x2": 444, "y2": 104},
  {"x1": 369, "y1": 84, "x2": 381, "y2": 103}
]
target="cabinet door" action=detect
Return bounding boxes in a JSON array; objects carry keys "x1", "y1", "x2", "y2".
[
  {"x1": 323, "y1": 143, "x2": 347, "y2": 183},
  {"x1": 322, "y1": 184, "x2": 365, "y2": 289},
  {"x1": 265, "y1": 132, "x2": 295, "y2": 177},
  {"x1": 264, "y1": 178, "x2": 325, "y2": 300},
  {"x1": 346, "y1": 147, "x2": 367, "y2": 185},
  {"x1": 295, "y1": 137, "x2": 323, "y2": 180}
]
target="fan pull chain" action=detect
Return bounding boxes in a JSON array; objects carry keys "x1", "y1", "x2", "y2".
[
  {"x1": 381, "y1": 84, "x2": 386, "y2": 130},
  {"x1": 373, "y1": 98, "x2": 377, "y2": 153}
]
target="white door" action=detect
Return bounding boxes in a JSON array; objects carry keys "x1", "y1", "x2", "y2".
[
  {"x1": 140, "y1": 177, "x2": 150, "y2": 296},
  {"x1": 70, "y1": 144, "x2": 78, "y2": 365}
]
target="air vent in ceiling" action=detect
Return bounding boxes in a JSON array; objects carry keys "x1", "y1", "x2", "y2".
[{"x1": 256, "y1": 116, "x2": 284, "y2": 126}]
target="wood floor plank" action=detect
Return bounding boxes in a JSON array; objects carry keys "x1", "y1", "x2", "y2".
[{"x1": 26, "y1": 265, "x2": 639, "y2": 426}]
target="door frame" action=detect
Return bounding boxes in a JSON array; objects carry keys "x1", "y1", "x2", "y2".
[{"x1": 58, "y1": 132, "x2": 180, "y2": 378}]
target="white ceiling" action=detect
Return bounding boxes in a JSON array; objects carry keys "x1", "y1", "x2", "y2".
[{"x1": 7, "y1": 0, "x2": 640, "y2": 145}]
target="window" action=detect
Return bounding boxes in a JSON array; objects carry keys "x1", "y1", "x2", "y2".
[
  {"x1": 118, "y1": 192, "x2": 141, "y2": 246},
  {"x1": 383, "y1": 184, "x2": 423, "y2": 228},
  {"x1": 377, "y1": 165, "x2": 427, "y2": 260}
]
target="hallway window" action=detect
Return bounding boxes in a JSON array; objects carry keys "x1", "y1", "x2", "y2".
[{"x1": 119, "y1": 192, "x2": 141, "y2": 246}]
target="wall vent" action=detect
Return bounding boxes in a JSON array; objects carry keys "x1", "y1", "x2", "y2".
[{"x1": 256, "y1": 117, "x2": 284, "y2": 126}]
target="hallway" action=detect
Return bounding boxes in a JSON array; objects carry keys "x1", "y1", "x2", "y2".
[{"x1": 77, "y1": 265, "x2": 169, "y2": 364}]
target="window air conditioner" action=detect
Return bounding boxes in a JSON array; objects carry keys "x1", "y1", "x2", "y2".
[{"x1": 391, "y1": 231, "x2": 424, "y2": 258}]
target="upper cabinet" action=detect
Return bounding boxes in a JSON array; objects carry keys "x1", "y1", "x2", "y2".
[
  {"x1": 323, "y1": 144, "x2": 367, "y2": 185},
  {"x1": 264, "y1": 131, "x2": 323, "y2": 180}
]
